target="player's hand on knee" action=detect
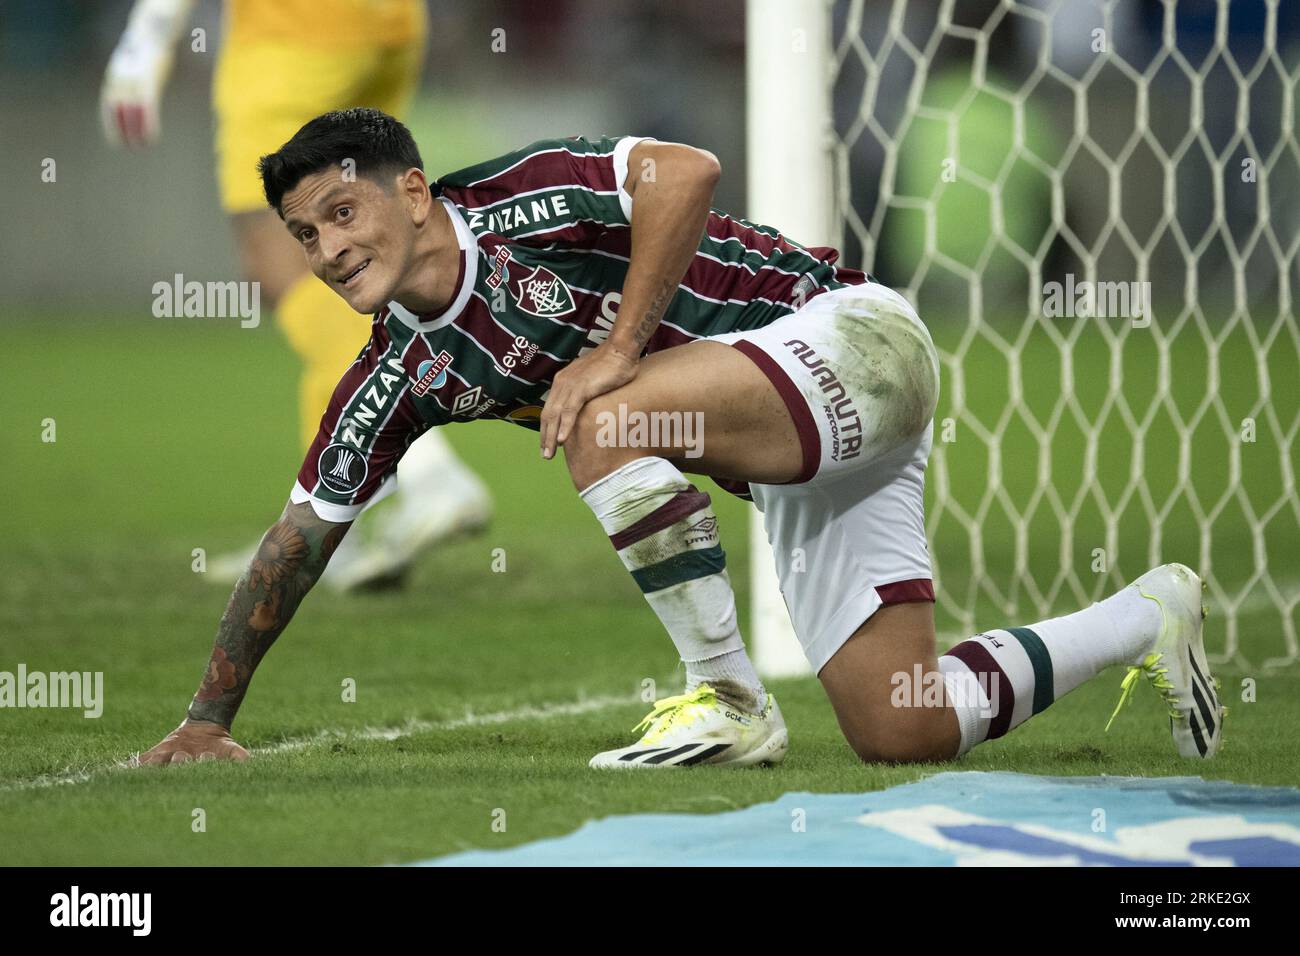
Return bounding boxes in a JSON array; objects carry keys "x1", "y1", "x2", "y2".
[
  {"x1": 539, "y1": 345, "x2": 639, "y2": 460},
  {"x1": 136, "y1": 719, "x2": 250, "y2": 766}
]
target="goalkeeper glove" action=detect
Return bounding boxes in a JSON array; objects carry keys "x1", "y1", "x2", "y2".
[{"x1": 99, "y1": 0, "x2": 196, "y2": 148}]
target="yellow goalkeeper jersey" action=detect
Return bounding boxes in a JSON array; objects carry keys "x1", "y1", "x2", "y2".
[{"x1": 225, "y1": 0, "x2": 424, "y2": 48}]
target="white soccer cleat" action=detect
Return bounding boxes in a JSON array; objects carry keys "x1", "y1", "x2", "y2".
[
  {"x1": 589, "y1": 683, "x2": 789, "y2": 769},
  {"x1": 1105, "y1": 563, "x2": 1226, "y2": 758},
  {"x1": 207, "y1": 532, "x2": 385, "y2": 590},
  {"x1": 320, "y1": 462, "x2": 492, "y2": 592},
  {"x1": 206, "y1": 463, "x2": 492, "y2": 593},
  {"x1": 206, "y1": 541, "x2": 261, "y2": 583}
]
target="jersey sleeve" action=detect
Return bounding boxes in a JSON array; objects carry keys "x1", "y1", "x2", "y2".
[
  {"x1": 436, "y1": 135, "x2": 653, "y2": 242},
  {"x1": 290, "y1": 318, "x2": 427, "y2": 522}
]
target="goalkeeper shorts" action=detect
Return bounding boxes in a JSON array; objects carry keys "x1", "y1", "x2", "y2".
[{"x1": 213, "y1": 30, "x2": 424, "y2": 215}]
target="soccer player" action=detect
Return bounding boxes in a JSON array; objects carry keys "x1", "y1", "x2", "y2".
[
  {"x1": 137, "y1": 109, "x2": 1225, "y2": 767},
  {"x1": 101, "y1": 0, "x2": 491, "y2": 590}
]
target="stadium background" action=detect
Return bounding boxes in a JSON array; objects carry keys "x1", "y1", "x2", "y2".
[{"x1": 1, "y1": 0, "x2": 1296, "y2": 865}]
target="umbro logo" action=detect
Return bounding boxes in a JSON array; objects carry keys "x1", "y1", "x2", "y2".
[
  {"x1": 452, "y1": 387, "x2": 482, "y2": 415},
  {"x1": 684, "y1": 516, "x2": 718, "y2": 546},
  {"x1": 451, "y1": 387, "x2": 499, "y2": 419}
]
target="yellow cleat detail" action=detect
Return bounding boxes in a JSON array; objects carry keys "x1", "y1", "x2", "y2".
[{"x1": 631, "y1": 685, "x2": 718, "y2": 745}]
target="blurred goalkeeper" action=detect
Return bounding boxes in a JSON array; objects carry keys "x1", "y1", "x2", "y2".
[
  {"x1": 137, "y1": 109, "x2": 1224, "y2": 768},
  {"x1": 101, "y1": 0, "x2": 491, "y2": 591}
]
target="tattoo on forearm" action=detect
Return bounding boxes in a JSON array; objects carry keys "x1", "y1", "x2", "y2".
[
  {"x1": 633, "y1": 279, "x2": 675, "y2": 351},
  {"x1": 187, "y1": 504, "x2": 350, "y2": 728}
]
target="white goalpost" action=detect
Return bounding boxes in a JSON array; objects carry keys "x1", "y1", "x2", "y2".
[
  {"x1": 746, "y1": 0, "x2": 833, "y2": 677},
  {"x1": 747, "y1": 0, "x2": 1300, "y2": 676}
]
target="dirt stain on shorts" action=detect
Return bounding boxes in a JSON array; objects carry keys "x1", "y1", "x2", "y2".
[{"x1": 829, "y1": 295, "x2": 940, "y2": 457}]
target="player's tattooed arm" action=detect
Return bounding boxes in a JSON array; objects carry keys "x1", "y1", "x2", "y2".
[
  {"x1": 629, "y1": 278, "x2": 677, "y2": 354},
  {"x1": 185, "y1": 501, "x2": 351, "y2": 729},
  {"x1": 538, "y1": 141, "x2": 720, "y2": 458},
  {"x1": 607, "y1": 141, "x2": 721, "y2": 358}
]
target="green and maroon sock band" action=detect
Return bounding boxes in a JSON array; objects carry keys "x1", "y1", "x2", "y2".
[
  {"x1": 944, "y1": 625, "x2": 1054, "y2": 741},
  {"x1": 608, "y1": 486, "x2": 710, "y2": 550},
  {"x1": 606, "y1": 485, "x2": 727, "y2": 594},
  {"x1": 944, "y1": 641, "x2": 1014, "y2": 739},
  {"x1": 1004, "y1": 626, "x2": 1055, "y2": 717},
  {"x1": 630, "y1": 545, "x2": 727, "y2": 594},
  {"x1": 581, "y1": 457, "x2": 745, "y2": 662}
]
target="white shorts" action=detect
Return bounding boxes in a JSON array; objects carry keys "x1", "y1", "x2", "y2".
[{"x1": 707, "y1": 282, "x2": 941, "y2": 673}]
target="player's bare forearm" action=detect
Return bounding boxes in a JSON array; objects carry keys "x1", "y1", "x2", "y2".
[
  {"x1": 609, "y1": 143, "x2": 721, "y2": 356},
  {"x1": 185, "y1": 501, "x2": 350, "y2": 728},
  {"x1": 537, "y1": 142, "x2": 721, "y2": 458}
]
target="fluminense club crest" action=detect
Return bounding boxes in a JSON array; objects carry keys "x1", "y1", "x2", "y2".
[{"x1": 509, "y1": 265, "x2": 576, "y2": 318}]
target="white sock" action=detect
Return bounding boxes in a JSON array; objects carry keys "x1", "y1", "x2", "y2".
[
  {"x1": 685, "y1": 649, "x2": 766, "y2": 713},
  {"x1": 1096, "y1": 585, "x2": 1164, "y2": 664},
  {"x1": 940, "y1": 585, "x2": 1162, "y2": 755},
  {"x1": 580, "y1": 457, "x2": 766, "y2": 711}
]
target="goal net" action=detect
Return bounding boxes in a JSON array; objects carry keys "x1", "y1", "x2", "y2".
[{"x1": 747, "y1": 0, "x2": 1299, "y2": 675}]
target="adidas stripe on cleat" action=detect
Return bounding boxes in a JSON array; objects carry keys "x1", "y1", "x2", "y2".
[
  {"x1": 1105, "y1": 563, "x2": 1226, "y2": 758},
  {"x1": 590, "y1": 684, "x2": 789, "y2": 769}
]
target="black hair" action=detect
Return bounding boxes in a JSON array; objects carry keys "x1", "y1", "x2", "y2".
[{"x1": 258, "y1": 107, "x2": 424, "y2": 213}]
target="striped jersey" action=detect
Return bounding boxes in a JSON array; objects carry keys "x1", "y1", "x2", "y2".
[{"x1": 293, "y1": 135, "x2": 872, "y2": 519}]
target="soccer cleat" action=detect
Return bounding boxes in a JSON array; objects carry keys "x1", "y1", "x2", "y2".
[
  {"x1": 1105, "y1": 563, "x2": 1226, "y2": 758},
  {"x1": 207, "y1": 540, "x2": 263, "y2": 584},
  {"x1": 589, "y1": 683, "x2": 788, "y2": 769},
  {"x1": 207, "y1": 466, "x2": 492, "y2": 593},
  {"x1": 319, "y1": 467, "x2": 492, "y2": 592}
]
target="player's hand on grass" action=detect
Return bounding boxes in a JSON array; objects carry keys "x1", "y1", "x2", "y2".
[
  {"x1": 137, "y1": 718, "x2": 250, "y2": 766},
  {"x1": 540, "y1": 343, "x2": 640, "y2": 459}
]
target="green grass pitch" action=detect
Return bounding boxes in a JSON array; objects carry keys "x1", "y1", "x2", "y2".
[{"x1": 0, "y1": 312, "x2": 1295, "y2": 865}]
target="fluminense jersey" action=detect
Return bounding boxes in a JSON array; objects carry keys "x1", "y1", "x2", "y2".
[{"x1": 293, "y1": 135, "x2": 873, "y2": 520}]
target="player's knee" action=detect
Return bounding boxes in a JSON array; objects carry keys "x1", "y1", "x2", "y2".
[
  {"x1": 569, "y1": 399, "x2": 604, "y2": 444},
  {"x1": 565, "y1": 399, "x2": 633, "y2": 489},
  {"x1": 844, "y1": 708, "x2": 955, "y2": 765},
  {"x1": 565, "y1": 400, "x2": 603, "y2": 463}
]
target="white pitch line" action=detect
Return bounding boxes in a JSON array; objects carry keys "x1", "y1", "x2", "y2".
[
  {"x1": 257, "y1": 693, "x2": 633, "y2": 756},
  {"x1": 0, "y1": 693, "x2": 637, "y2": 795}
]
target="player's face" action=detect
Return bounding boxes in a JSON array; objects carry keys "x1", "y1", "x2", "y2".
[{"x1": 280, "y1": 169, "x2": 416, "y2": 314}]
